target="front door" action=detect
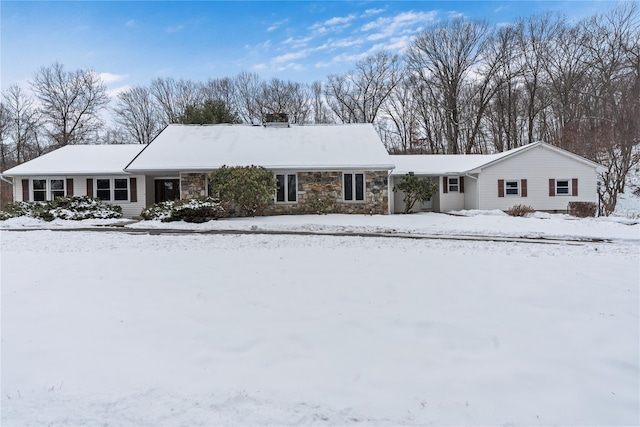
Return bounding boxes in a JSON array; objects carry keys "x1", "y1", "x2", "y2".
[{"x1": 155, "y1": 179, "x2": 180, "y2": 203}]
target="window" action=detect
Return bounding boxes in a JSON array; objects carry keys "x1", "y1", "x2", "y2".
[
  {"x1": 96, "y1": 179, "x2": 111, "y2": 200},
  {"x1": 448, "y1": 177, "x2": 459, "y2": 192},
  {"x1": 32, "y1": 179, "x2": 47, "y2": 201},
  {"x1": 50, "y1": 179, "x2": 65, "y2": 199},
  {"x1": 31, "y1": 179, "x2": 65, "y2": 201},
  {"x1": 344, "y1": 173, "x2": 365, "y2": 201},
  {"x1": 114, "y1": 179, "x2": 128, "y2": 201},
  {"x1": 276, "y1": 173, "x2": 297, "y2": 202},
  {"x1": 96, "y1": 178, "x2": 129, "y2": 202},
  {"x1": 556, "y1": 179, "x2": 570, "y2": 195},
  {"x1": 505, "y1": 180, "x2": 520, "y2": 196}
]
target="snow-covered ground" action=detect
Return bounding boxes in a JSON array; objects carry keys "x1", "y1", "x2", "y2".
[{"x1": 1, "y1": 212, "x2": 638, "y2": 425}]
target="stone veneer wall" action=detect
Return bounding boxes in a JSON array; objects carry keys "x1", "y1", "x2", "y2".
[
  {"x1": 180, "y1": 173, "x2": 208, "y2": 199},
  {"x1": 179, "y1": 170, "x2": 390, "y2": 215},
  {"x1": 266, "y1": 170, "x2": 389, "y2": 215}
]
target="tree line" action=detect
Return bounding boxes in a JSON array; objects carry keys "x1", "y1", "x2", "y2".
[{"x1": 0, "y1": 3, "x2": 637, "y2": 213}]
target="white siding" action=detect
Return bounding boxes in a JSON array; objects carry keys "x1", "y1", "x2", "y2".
[
  {"x1": 439, "y1": 176, "x2": 465, "y2": 212},
  {"x1": 391, "y1": 176, "x2": 437, "y2": 214},
  {"x1": 477, "y1": 145, "x2": 598, "y2": 211},
  {"x1": 12, "y1": 175, "x2": 147, "y2": 218},
  {"x1": 464, "y1": 176, "x2": 478, "y2": 210},
  {"x1": 14, "y1": 178, "x2": 22, "y2": 201}
]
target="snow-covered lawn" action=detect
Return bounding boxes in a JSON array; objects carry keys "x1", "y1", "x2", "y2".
[{"x1": 1, "y1": 216, "x2": 638, "y2": 425}]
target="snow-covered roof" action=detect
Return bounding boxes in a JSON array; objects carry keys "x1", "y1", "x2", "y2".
[
  {"x1": 390, "y1": 142, "x2": 603, "y2": 175},
  {"x1": 1, "y1": 145, "x2": 145, "y2": 176},
  {"x1": 125, "y1": 123, "x2": 395, "y2": 172}
]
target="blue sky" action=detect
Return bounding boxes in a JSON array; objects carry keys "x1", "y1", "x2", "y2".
[{"x1": 1, "y1": 1, "x2": 618, "y2": 96}]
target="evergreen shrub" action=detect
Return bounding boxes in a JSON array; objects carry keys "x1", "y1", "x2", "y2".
[
  {"x1": 0, "y1": 196, "x2": 122, "y2": 221},
  {"x1": 140, "y1": 197, "x2": 225, "y2": 222}
]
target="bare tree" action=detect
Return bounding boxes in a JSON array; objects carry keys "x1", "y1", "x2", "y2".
[
  {"x1": 486, "y1": 24, "x2": 527, "y2": 152},
  {"x1": 325, "y1": 52, "x2": 403, "y2": 124},
  {"x1": 541, "y1": 20, "x2": 590, "y2": 151},
  {"x1": 0, "y1": 99, "x2": 12, "y2": 170},
  {"x1": 257, "y1": 78, "x2": 311, "y2": 124},
  {"x1": 310, "y1": 81, "x2": 334, "y2": 124},
  {"x1": 3, "y1": 85, "x2": 42, "y2": 163},
  {"x1": 382, "y1": 77, "x2": 421, "y2": 152},
  {"x1": 202, "y1": 77, "x2": 238, "y2": 115},
  {"x1": 30, "y1": 62, "x2": 108, "y2": 147},
  {"x1": 580, "y1": 3, "x2": 640, "y2": 214},
  {"x1": 232, "y1": 71, "x2": 263, "y2": 124},
  {"x1": 113, "y1": 86, "x2": 164, "y2": 144},
  {"x1": 150, "y1": 77, "x2": 203, "y2": 125},
  {"x1": 516, "y1": 13, "x2": 562, "y2": 144},
  {"x1": 408, "y1": 18, "x2": 491, "y2": 153}
]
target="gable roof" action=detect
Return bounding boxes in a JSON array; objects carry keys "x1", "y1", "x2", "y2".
[
  {"x1": 1, "y1": 145, "x2": 145, "y2": 176},
  {"x1": 391, "y1": 141, "x2": 603, "y2": 175},
  {"x1": 125, "y1": 123, "x2": 395, "y2": 173}
]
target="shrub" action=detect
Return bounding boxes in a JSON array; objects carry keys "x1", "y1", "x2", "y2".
[
  {"x1": 506, "y1": 204, "x2": 535, "y2": 217},
  {"x1": 0, "y1": 196, "x2": 122, "y2": 221},
  {"x1": 140, "y1": 197, "x2": 225, "y2": 222},
  {"x1": 568, "y1": 201, "x2": 597, "y2": 218},
  {"x1": 209, "y1": 165, "x2": 277, "y2": 217},
  {"x1": 169, "y1": 198, "x2": 225, "y2": 222},
  {"x1": 393, "y1": 173, "x2": 438, "y2": 213},
  {"x1": 140, "y1": 200, "x2": 177, "y2": 221}
]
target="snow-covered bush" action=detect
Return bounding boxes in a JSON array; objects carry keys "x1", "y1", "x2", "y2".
[
  {"x1": 506, "y1": 204, "x2": 535, "y2": 217},
  {"x1": 140, "y1": 200, "x2": 177, "y2": 221},
  {"x1": 0, "y1": 196, "x2": 122, "y2": 221},
  {"x1": 140, "y1": 197, "x2": 225, "y2": 222}
]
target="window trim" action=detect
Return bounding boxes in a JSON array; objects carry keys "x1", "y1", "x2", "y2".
[
  {"x1": 447, "y1": 176, "x2": 459, "y2": 193},
  {"x1": 505, "y1": 179, "x2": 520, "y2": 196},
  {"x1": 555, "y1": 179, "x2": 571, "y2": 196},
  {"x1": 30, "y1": 178, "x2": 66, "y2": 202},
  {"x1": 93, "y1": 177, "x2": 130, "y2": 203},
  {"x1": 275, "y1": 172, "x2": 298, "y2": 203},
  {"x1": 343, "y1": 172, "x2": 365, "y2": 202}
]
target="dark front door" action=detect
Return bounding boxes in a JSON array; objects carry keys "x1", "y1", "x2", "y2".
[{"x1": 155, "y1": 179, "x2": 180, "y2": 203}]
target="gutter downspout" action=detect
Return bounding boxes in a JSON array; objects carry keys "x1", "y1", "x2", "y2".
[
  {"x1": 0, "y1": 175, "x2": 13, "y2": 186},
  {"x1": 387, "y1": 169, "x2": 394, "y2": 215},
  {"x1": 464, "y1": 173, "x2": 479, "y2": 210}
]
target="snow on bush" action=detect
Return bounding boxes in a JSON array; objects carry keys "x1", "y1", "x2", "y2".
[
  {"x1": 0, "y1": 196, "x2": 122, "y2": 221},
  {"x1": 140, "y1": 197, "x2": 225, "y2": 222}
]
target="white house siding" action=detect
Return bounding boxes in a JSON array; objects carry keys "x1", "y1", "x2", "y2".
[
  {"x1": 13, "y1": 175, "x2": 146, "y2": 218},
  {"x1": 463, "y1": 176, "x2": 478, "y2": 210},
  {"x1": 476, "y1": 145, "x2": 598, "y2": 211},
  {"x1": 439, "y1": 176, "x2": 466, "y2": 212},
  {"x1": 391, "y1": 176, "x2": 438, "y2": 214}
]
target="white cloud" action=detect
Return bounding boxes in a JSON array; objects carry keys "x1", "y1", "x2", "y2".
[
  {"x1": 283, "y1": 36, "x2": 312, "y2": 48},
  {"x1": 106, "y1": 84, "x2": 132, "y2": 98},
  {"x1": 361, "y1": 10, "x2": 438, "y2": 33},
  {"x1": 448, "y1": 11, "x2": 465, "y2": 19},
  {"x1": 363, "y1": 8, "x2": 385, "y2": 17},
  {"x1": 309, "y1": 14, "x2": 356, "y2": 33},
  {"x1": 98, "y1": 72, "x2": 129, "y2": 85},
  {"x1": 125, "y1": 19, "x2": 135, "y2": 28},
  {"x1": 273, "y1": 50, "x2": 309, "y2": 64},
  {"x1": 267, "y1": 19, "x2": 288, "y2": 32},
  {"x1": 325, "y1": 14, "x2": 356, "y2": 26},
  {"x1": 166, "y1": 25, "x2": 184, "y2": 33}
]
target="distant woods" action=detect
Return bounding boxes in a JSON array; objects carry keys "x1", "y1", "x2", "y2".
[{"x1": 0, "y1": 3, "x2": 638, "y2": 212}]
